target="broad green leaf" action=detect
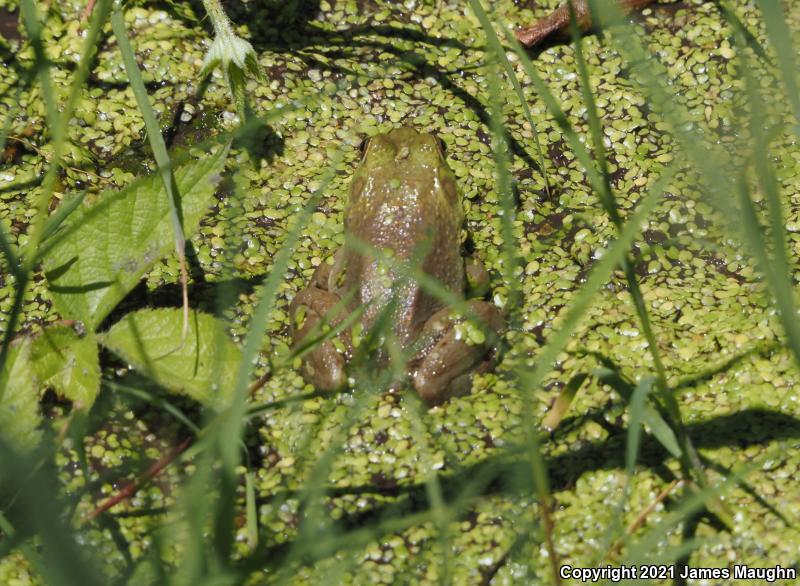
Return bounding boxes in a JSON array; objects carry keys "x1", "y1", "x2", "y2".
[
  {"x1": 42, "y1": 143, "x2": 229, "y2": 331},
  {"x1": 0, "y1": 339, "x2": 41, "y2": 452},
  {"x1": 29, "y1": 325, "x2": 100, "y2": 408},
  {"x1": 100, "y1": 309, "x2": 239, "y2": 408}
]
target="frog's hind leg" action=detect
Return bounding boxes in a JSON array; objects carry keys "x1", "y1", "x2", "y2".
[
  {"x1": 310, "y1": 257, "x2": 334, "y2": 290},
  {"x1": 411, "y1": 300, "x2": 504, "y2": 406},
  {"x1": 290, "y1": 286, "x2": 350, "y2": 392}
]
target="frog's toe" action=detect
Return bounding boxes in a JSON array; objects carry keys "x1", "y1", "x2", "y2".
[
  {"x1": 290, "y1": 289, "x2": 349, "y2": 392},
  {"x1": 310, "y1": 259, "x2": 334, "y2": 290},
  {"x1": 412, "y1": 340, "x2": 485, "y2": 406},
  {"x1": 292, "y1": 303, "x2": 347, "y2": 391},
  {"x1": 412, "y1": 300, "x2": 504, "y2": 406},
  {"x1": 413, "y1": 369, "x2": 473, "y2": 407},
  {"x1": 302, "y1": 342, "x2": 347, "y2": 391}
]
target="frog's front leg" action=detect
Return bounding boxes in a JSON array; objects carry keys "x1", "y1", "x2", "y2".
[
  {"x1": 289, "y1": 262, "x2": 351, "y2": 391},
  {"x1": 411, "y1": 300, "x2": 504, "y2": 406}
]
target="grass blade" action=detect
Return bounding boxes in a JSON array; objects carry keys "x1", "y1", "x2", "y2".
[
  {"x1": 18, "y1": 0, "x2": 59, "y2": 141},
  {"x1": 0, "y1": 440, "x2": 105, "y2": 586},
  {"x1": 110, "y1": 6, "x2": 192, "y2": 338},
  {"x1": 569, "y1": 2, "x2": 672, "y2": 398},
  {"x1": 626, "y1": 376, "x2": 655, "y2": 474},
  {"x1": 728, "y1": 13, "x2": 800, "y2": 369},
  {"x1": 39, "y1": 191, "x2": 87, "y2": 244},
  {"x1": 213, "y1": 153, "x2": 343, "y2": 562},
  {"x1": 1, "y1": 0, "x2": 112, "y2": 390},
  {"x1": 0, "y1": 223, "x2": 21, "y2": 281},
  {"x1": 245, "y1": 468, "x2": 258, "y2": 549},
  {"x1": 466, "y1": 0, "x2": 551, "y2": 198},
  {"x1": 541, "y1": 373, "x2": 587, "y2": 432},
  {"x1": 593, "y1": 365, "x2": 681, "y2": 459},
  {"x1": 514, "y1": 161, "x2": 678, "y2": 411},
  {"x1": 468, "y1": 2, "x2": 559, "y2": 579},
  {"x1": 753, "y1": 0, "x2": 799, "y2": 127}
]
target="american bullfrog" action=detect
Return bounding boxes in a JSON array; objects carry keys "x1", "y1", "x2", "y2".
[{"x1": 289, "y1": 127, "x2": 504, "y2": 406}]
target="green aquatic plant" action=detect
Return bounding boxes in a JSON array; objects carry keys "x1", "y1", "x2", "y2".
[
  {"x1": 199, "y1": 0, "x2": 263, "y2": 119},
  {"x1": 0, "y1": 0, "x2": 799, "y2": 583}
]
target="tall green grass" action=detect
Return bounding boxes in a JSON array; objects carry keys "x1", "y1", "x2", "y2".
[
  {"x1": 110, "y1": 4, "x2": 191, "y2": 338},
  {"x1": 0, "y1": 0, "x2": 110, "y2": 390},
  {"x1": 1, "y1": 0, "x2": 798, "y2": 583}
]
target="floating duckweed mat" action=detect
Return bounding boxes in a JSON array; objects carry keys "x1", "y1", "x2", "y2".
[{"x1": 1, "y1": 0, "x2": 799, "y2": 583}]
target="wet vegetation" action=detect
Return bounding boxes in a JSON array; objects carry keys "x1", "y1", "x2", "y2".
[{"x1": 0, "y1": 0, "x2": 799, "y2": 583}]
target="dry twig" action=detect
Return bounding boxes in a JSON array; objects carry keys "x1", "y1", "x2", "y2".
[{"x1": 516, "y1": 0, "x2": 655, "y2": 48}]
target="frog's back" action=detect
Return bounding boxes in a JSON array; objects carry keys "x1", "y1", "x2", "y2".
[{"x1": 332, "y1": 128, "x2": 466, "y2": 345}]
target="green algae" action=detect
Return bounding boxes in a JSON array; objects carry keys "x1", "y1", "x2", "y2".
[{"x1": 1, "y1": 0, "x2": 800, "y2": 583}]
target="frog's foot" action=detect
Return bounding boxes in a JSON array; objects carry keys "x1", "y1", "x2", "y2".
[
  {"x1": 310, "y1": 258, "x2": 334, "y2": 290},
  {"x1": 289, "y1": 287, "x2": 350, "y2": 392},
  {"x1": 411, "y1": 300, "x2": 505, "y2": 406}
]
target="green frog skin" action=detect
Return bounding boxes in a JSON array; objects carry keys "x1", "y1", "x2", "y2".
[{"x1": 290, "y1": 127, "x2": 504, "y2": 406}]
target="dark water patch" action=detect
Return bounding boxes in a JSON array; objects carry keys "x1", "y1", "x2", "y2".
[
  {"x1": 546, "y1": 138, "x2": 571, "y2": 169},
  {"x1": 0, "y1": 7, "x2": 20, "y2": 43},
  {"x1": 523, "y1": 208, "x2": 573, "y2": 238}
]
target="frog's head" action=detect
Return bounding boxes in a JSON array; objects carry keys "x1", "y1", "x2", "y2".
[
  {"x1": 350, "y1": 127, "x2": 458, "y2": 207},
  {"x1": 359, "y1": 127, "x2": 445, "y2": 169}
]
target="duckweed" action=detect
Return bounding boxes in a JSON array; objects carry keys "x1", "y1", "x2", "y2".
[{"x1": 1, "y1": 0, "x2": 800, "y2": 582}]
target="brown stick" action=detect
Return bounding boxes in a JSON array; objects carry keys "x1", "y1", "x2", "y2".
[
  {"x1": 86, "y1": 436, "x2": 193, "y2": 520},
  {"x1": 604, "y1": 478, "x2": 681, "y2": 560},
  {"x1": 540, "y1": 496, "x2": 562, "y2": 585},
  {"x1": 516, "y1": 0, "x2": 655, "y2": 48},
  {"x1": 81, "y1": 0, "x2": 97, "y2": 21},
  {"x1": 4, "y1": 136, "x2": 108, "y2": 183}
]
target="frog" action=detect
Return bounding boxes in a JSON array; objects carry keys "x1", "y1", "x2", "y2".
[{"x1": 289, "y1": 127, "x2": 505, "y2": 406}]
